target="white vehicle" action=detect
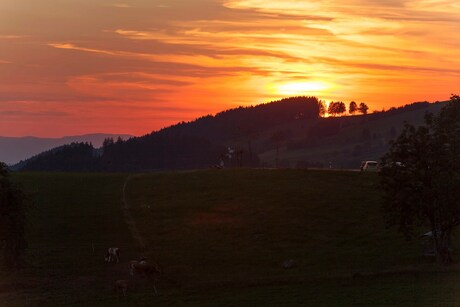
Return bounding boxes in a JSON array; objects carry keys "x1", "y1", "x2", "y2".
[{"x1": 360, "y1": 161, "x2": 379, "y2": 171}]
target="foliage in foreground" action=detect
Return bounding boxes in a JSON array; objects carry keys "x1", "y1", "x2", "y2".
[
  {"x1": 380, "y1": 95, "x2": 460, "y2": 264},
  {"x1": 0, "y1": 162, "x2": 29, "y2": 269}
]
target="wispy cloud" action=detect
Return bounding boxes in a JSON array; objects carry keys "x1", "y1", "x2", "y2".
[
  {"x1": 0, "y1": 35, "x2": 28, "y2": 39},
  {"x1": 48, "y1": 43, "x2": 119, "y2": 56},
  {"x1": 109, "y1": 3, "x2": 131, "y2": 8},
  {"x1": 1, "y1": 0, "x2": 459, "y2": 137},
  {"x1": 0, "y1": 109, "x2": 70, "y2": 117}
]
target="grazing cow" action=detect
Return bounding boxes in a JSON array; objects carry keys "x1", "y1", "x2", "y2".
[
  {"x1": 129, "y1": 259, "x2": 161, "y2": 295},
  {"x1": 114, "y1": 279, "x2": 129, "y2": 297},
  {"x1": 105, "y1": 247, "x2": 120, "y2": 263}
]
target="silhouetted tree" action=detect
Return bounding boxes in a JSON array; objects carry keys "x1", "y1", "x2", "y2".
[
  {"x1": 337, "y1": 102, "x2": 346, "y2": 115},
  {"x1": 358, "y1": 102, "x2": 369, "y2": 114},
  {"x1": 380, "y1": 95, "x2": 460, "y2": 264},
  {"x1": 327, "y1": 102, "x2": 336, "y2": 116},
  {"x1": 349, "y1": 101, "x2": 358, "y2": 114},
  {"x1": 328, "y1": 101, "x2": 346, "y2": 116},
  {"x1": 103, "y1": 138, "x2": 114, "y2": 149},
  {"x1": 0, "y1": 162, "x2": 30, "y2": 269}
]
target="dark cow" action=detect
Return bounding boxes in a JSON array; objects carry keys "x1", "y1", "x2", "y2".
[
  {"x1": 114, "y1": 279, "x2": 129, "y2": 297},
  {"x1": 129, "y1": 259, "x2": 161, "y2": 295},
  {"x1": 105, "y1": 247, "x2": 120, "y2": 263}
]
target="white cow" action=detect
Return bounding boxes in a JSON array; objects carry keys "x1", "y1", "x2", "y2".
[{"x1": 105, "y1": 247, "x2": 120, "y2": 263}]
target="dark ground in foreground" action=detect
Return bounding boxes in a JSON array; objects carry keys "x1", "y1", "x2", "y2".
[{"x1": 1, "y1": 169, "x2": 459, "y2": 306}]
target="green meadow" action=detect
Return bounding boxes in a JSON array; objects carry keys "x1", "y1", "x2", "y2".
[{"x1": 2, "y1": 169, "x2": 460, "y2": 305}]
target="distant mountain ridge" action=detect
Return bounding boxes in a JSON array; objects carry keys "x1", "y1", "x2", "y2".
[
  {"x1": 0, "y1": 133, "x2": 132, "y2": 165},
  {"x1": 14, "y1": 97, "x2": 449, "y2": 172}
]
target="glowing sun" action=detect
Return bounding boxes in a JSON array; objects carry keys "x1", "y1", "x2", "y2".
[{"x1": 276, "y1": 81, "x2": 330, "y2": 96}]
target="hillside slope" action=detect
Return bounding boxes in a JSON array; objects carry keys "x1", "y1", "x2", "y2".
[
  {"x1": 0, "y1": 133, "x2": 132, "y2": 165},
  {"x1": 16, "y1": 97, "x2": 321, "y2": 171},
  {"x1": 14, "y1": 98, "x2": 447, "y2": 172},
  {"x1": 257, "y1": 101, "x2": 446, "y2": 168}
]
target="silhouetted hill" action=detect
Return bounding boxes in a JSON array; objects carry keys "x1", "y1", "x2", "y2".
[
  {"x1": 13, "y1": 142, "x2": 97, "y2": 172},
  {"x1": 257, "y1": 100, "x2": 447, "y2": 168},
  {"x1": 0, "y1": 133, "x2": 132, "y2": 165},
  {"x1": 14, "y1": 97, "x2": 448, "y2": 172},
  {"x1": 161, "y1": 96, "x2": 321, "y2": 142}
]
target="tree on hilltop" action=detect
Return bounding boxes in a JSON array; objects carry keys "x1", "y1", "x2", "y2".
[
  {"x1": 358, "y1": 102, "x2": 369, "y2": 114},
  {"x1": 328, "y1": 101, "x2": 346, "y2": 117},
  {"x1": 380, "y1": 95, "x2": 460, "y2": 264},
  {"x1": 349, "y1": 101, "x2": 358, "y2": 114}
]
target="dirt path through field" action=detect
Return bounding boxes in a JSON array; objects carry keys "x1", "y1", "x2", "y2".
[{"x1": 122, "y1": 174, "x2": 146, "y2": 251}]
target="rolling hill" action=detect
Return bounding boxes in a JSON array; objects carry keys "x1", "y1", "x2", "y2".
[
  {"x1": 256, "y1": 100, "x2": 447, "y2": 168},
  {"x1": 0, "y1": 133, "x2": 132, "y2": 165},
  {"x1": 14, "y1": 97, "x2": 447, "y2": 172}
]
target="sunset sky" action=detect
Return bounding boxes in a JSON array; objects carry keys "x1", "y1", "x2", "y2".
[{"x1": 1, "y1": 0, "x2": 459, "y2": 137}]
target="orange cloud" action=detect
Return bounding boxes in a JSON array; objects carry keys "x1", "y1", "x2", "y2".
[{"x1": 0, "y1": 0, "x2": 459, "y2": 137}]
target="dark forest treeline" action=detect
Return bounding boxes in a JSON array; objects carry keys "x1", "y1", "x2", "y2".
[
  {"x1": 159, "y1": 96, "x2": 321, "y2": 141},
  {"x1": 14, "y1": 98, "x2": 447, "y2": 172},
  {"x1": 16, "y1": 97, "x2": 321, "y2": 172},
  {"x1": 100, "y1": 134, "x2": 225, "y2": 171},
  {"x1": 14, "y1": 143, "x2": 97, "y2": 172},
  {"x1": 368, "y1": 101, "x2": 431, "y2": 121}
]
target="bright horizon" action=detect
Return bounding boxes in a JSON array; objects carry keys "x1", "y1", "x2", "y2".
[{"x1": 1, "y1": 0, "x2": 459, "y2": 138}]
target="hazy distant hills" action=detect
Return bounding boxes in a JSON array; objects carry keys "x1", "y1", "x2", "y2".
[
  {"x1": 14, "y1": 97, "x2": 448, "y2": 172},
  {"x1": 0, "y1": 133, "x2": 132, "y2": 165}
]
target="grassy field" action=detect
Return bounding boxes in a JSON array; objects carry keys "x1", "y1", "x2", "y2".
[{"x1": 2, "y1": 169, "x2": 460, "y2": 305}]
